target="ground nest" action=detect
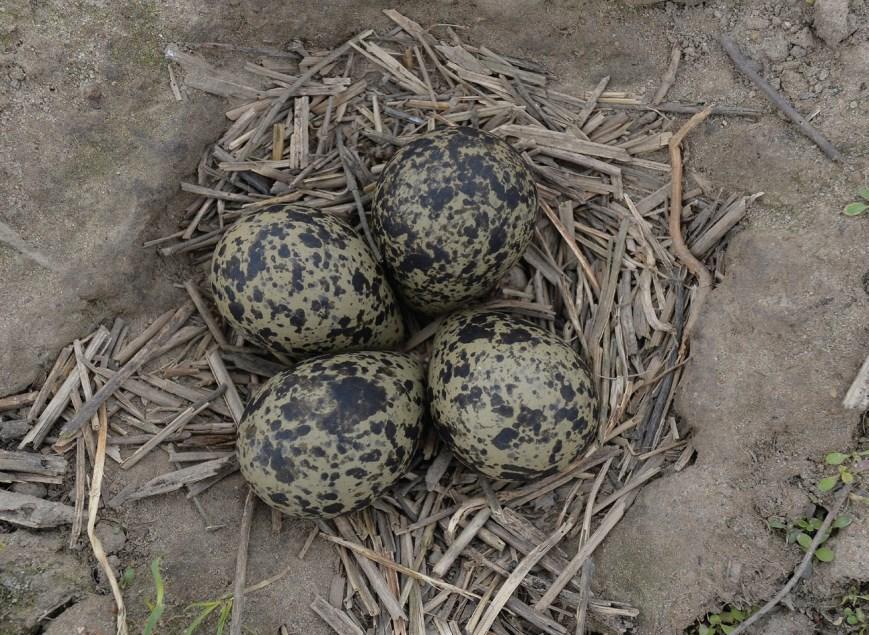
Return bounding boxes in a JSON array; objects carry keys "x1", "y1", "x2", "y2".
[{"x1": 0, "y1": 10, "x2": 766, "y2": 634}]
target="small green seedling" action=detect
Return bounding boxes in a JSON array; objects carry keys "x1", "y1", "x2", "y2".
[
  {"x1": 818, "y1": 451, "x2": 869, "y2": 492},
  {"x1": 119, "y1": 566, "x2": 135, "y2": 590},
  {"x1": 832, "y1": 586, "x2": 869, "y2": 633},
  {"x1": 843, "y1": 187, "x2": 869, "y2": 216},
  {"x1": 184, "y1": 597, "x2": 234, "y2": 635},
  {"x1": 688, "y1": 607, "x2": 753, "y2": 634},
  {"x1": 767, "y1": 509, "x2": 852, "y2": 562},
  {"x1": 143, "y1": 558, "x2": 166, "y2": 635}
]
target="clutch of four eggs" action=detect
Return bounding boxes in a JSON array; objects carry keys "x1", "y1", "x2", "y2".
[{"x1": 211, "y1": 127, "x2": 597, "y2": 519}]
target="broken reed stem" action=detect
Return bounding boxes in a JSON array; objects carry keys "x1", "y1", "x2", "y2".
[
  {"x1": 120, "y1": 387, "x2": 225, "y2": 470},
  {"x1": 322, "y1": 534, "x2": 479, "y2": 600},
  {"x1": 238, "y1": 29, "x2": 374, "y2": 158},
  {"x1": 433, "y1": 506, "x2": 492, "y2": 577},
  {"x1": 206, "y1": 349, "x2": 245, "y2": 425},
  {"x1": 332, "y1": 517, "x2": 408, "y2": 620},
  {"x1": 87, "y1": 405, "x2": 129, "y2": 635},
  {"x1": 60, "y1": 302, "x2": 195, "y2": 439},
  {"x1": 184, "y1": 280, "x2": 229, "y2": 348},
  {"x1": 336, "y1": 129, "x2": 382, "y2": 261},
  {"x1": 729, "y1": 484, "x2": 853, "y2": 635},
  {"x1": 472, "y1": 519, "x2": 575, "y2": 635},
  {"x1": 69, "y1": 435, "x2": 86, "y2": 548},
  {"x1": 230, "y1": 487, "x2": 256, "y2": 635},
  {"x1": 668, "y1": 107, "x2": 713, "y2": 345},
  {"x1": 540, "y1": 200, "x2": 600, "y2": 297},
  {"x1": 575, "y1": 559, "x2": 595, "y2": 635},
  {"x1": 535, "y1": 498, "x2": 628, "y2": 611}
]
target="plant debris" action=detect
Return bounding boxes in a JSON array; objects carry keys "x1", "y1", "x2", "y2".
[{"x1": 0, "y1": 10, "x2": 762, "y2": 633}]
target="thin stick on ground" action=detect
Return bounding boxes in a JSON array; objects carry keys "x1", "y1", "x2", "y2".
[
  {"x1": 668, "y1": 106, "x2": 713, "y2": 344},
  {"x1": 69, "y1": 435, "x2": 86, "y2": 548},
  {"x1": 575, "y1": 558, "x2": 595, "y2": 635},
  {"x1": 729, "y1": 484, "x2": 853, "y2": 635},
  {"x1": 87, "y1": 405, "x2": 128, "y2": 635},
  {"x1": 720, "y1": 36, "x2": 843, "y2": 162},
  {"x1": 230, "y1": 487, "x2": 256, "y2": 635}
]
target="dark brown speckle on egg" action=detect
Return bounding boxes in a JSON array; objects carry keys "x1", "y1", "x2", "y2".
[
  {"x1": 210, "y1": 207, "x2": 405, "y2": 357},
  {"x1": 371, "y1": 127, "x2": 538, "y2": 314},
  {"x1": 427, "y1": 310, "x2": 597, "y2": 481},
  {"x1": 236, "y1": 351, "x2": 426, "y2": 519}
]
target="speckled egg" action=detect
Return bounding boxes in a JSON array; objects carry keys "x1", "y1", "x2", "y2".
[
  {"x1": 237, "y1": 351, "x2": 426, "y2": 518},
  {"x1": 372, "y1": 127, "x2": 538, "y2": 314},
  {"x1": 428, "y1": 311, "x2": 597, "y2": 481},
  {"x1": 210, "y1": 207, "x2": 405, "y2": 357}
]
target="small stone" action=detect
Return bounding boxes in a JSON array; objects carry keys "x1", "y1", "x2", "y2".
[
  {"x1": 11, "y1": 482, "x2": 47, "y2": 498},
  {"x1": 813, "y1": 82, "x2": 824, "y2": 93},
  {"x1": 818, "y1": 68, "x2": 830, "y2": 80},
  {"x1": 791, "y1": 45, "x2": 807, "y2": 58},
  {"x1": 850, "y1": 100, "x2": 859, "y2": 109},
  {"x1": 769, "y1": 78, "x2": 782, "y2": 91},
  {"x1": 772, "y1": 16, "x2": 782, "y2": 26},
  {"x1": 94, "y1": 521, "x2": 126, "y2": 554},
  {"x1": 781, "y1": 69, "x2": 810, "y2": 97},
  {"x1": 814, "y1": 0, "x2": 852, "y2": 47},
  {"x1": 761, "y1": 31, "x2": 790, "y2": 62},
  {"x1": 789, "y1": 26, "x2": 815, "y2": 49}
]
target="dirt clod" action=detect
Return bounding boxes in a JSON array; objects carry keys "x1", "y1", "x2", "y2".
[
  {"x1": 0, "y1": 530, "x2": 90, "y2": 633},
  {"x1": 813, "y1": 0, "x2": 854, "y2": 47},
  {"x1": 42, "y1": 593, "x2": 116, "y2": 635},
  {"x1": 94, "y1": 521, "x2": 126, "y2": 555},
  {"x1": 752, "y1": 610, "x2": 817, "y2": 634},
  {"x1": 761, "y1": 30, "x2": 791, "y2": 62}
]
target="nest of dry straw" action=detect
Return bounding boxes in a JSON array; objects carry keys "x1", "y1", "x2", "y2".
[{"x1": 1, "y1": 10, "x2": 761, "y2": 634}]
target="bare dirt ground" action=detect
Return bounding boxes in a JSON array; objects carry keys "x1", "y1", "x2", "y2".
[{"x1": 1, "y1": 0, "x2": 867, "y2": 633}]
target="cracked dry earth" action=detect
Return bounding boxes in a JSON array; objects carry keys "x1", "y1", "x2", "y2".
[{"x1": 1, "y1": 0, "x2": 867, "y2": 633}]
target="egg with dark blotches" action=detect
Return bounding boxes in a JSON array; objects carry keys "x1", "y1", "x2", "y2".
[
  {"x1": 427, "y1": 311, "x2": 597, "y2": 482},
  {"x1": 210, "y1": 207, "x2": 405, "y2": 357},
  {"x1": 371, "y1": 126, "x2": 538, "y2": 314},
  {"x1": 237, "y1": 351, "x2": 426, "y2": 518}
]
